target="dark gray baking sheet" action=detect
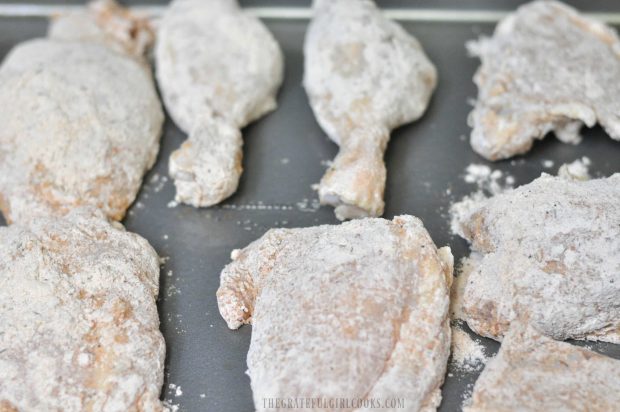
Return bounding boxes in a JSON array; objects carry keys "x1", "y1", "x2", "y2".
[{"x1": 1, "y1": 3, "x2": 619, "y2": 411}]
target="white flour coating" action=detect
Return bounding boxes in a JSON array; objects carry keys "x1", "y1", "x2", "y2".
[
  {"x1": 450, "y1": 326, "x2": 489, "y2": 373},
  {"x1": 449, "y1": 164, "x2": 514, "y2": 237},
  {"x1": 557, "y1": 156, "x2": 591, "y2": 181},
  {"x1": 466, "y1": 323, "x2": 620, "y2": 412},
  {"x1": 468, "y1": 0, "x2": 620, "y2": 160},
  {"x1": 452, "y1": 173, "x2": 620, "y2": 342},
  {"x1": 156, "y1": 0, "x2": 284, "y2": 207},
  {"x1": 0, "y1": 208, "x2": 165, "y2": 412},
  {"x1": 0, "y1": 0, "x2": 163, "y2": 224},
  {"x1": 304, "y1": 0, "x2": 437, "y2": 220},
  {"x1": 217, "y1": 216, "x2": 453, "y2": 412}
]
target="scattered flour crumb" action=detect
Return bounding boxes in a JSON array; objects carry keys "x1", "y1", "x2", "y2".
[
  {"x1": 463, "y1": 164, "x2": 513, "y2": 195},
  {"x1": 222, "y1": 202, "x2": 294, "y2": 211},
  {"x1": 558, "y1": 157, "x2": 591, "y2": 181},
  {"x1": 463, "y1": 164, "x2": 491, "y2": 184},
  {"x1": 167, "y1": 200, "x2": 179, "y2": 208},
  {"x1": 509, "y1": 158, "x2": 525, "y2": 166},
  {"x1": 147, "y1": 173, "x2": 168, "y2": 193},
  {"x1": 168, "y1": 383, "x2": 183, "y2": 397},
  {"x1": 461, "y1": 382, "x2": 476, "y2": 409},
  {"x1": 166, "y1": 284, "x2": 181, "y2": 297},
  {"x1": 320, "y1": 159, "x2": 333, "y2": 168},
  {"x1": 449, "y1": 164, "x2": 514, "y2": 236},
  {"x1": 296, "y1": 198, "x2": 321, "y2": 212},
  {"x1": 542, "y1": 159, "x2": 554, "y2": 168},
  {"x1": 450, "y1": 325, "x2": 489, "y2": 373},
  {"x1": 163, "y1": 400, "x2": 179, "y2": 412},
  {"x1": 280, "y1": 157, "x2": 290, "y2": 165}
]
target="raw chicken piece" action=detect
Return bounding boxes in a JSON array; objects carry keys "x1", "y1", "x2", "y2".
[
  {"x1": 0, "y1": 208, "x2": 165, "y2": 412},
  {"x1": 0, "y1": 0, "x2": 163, "y2": 224},
  {"x1": 156, "y1": 0, "x2": 284, "y2": 207},
  {"x1": 468, "y1": 0, "x2": 620, "y2": 160},
  {"x1": 217, "y1": 216, "x2": 453, "y2": 412},
  {"x1": 466, "y1": 323, "x2": 620, "y2": 412},
  {"x1": 452, "y1": 173, "x2": 620, "y2": 342},
  {"x1": 304, "y1": 0, "x2": 437, "y2": 220},
  {"x1": 48, "y1": 0, "x2": 155, "y2": 57}
]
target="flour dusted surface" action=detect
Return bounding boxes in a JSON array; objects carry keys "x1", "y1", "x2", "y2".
[
  {"x1": 0, "y1": 208, "x2": 165, "y2": 411},
  {"x1": 0, "y1": 1, "x2": 163, "y2": 224},
  {"x1": 451, "y1": 173, "x2": 620, "y2": 342},
  {"x1": 466, "y1": 323, "x2": 620, "y2": 412},
  {"x1": 217, "y1": 216, "x2": 452, "y2": 412},
  {"x1": 468, "y1": 1, "x2": 620, "y2": 160},
  {"x1": 156, "y1": 0, "x2": 284, "y2": 207},
  {"x1": 304, "y1": 0, "x2": 437, "y2": 220}
]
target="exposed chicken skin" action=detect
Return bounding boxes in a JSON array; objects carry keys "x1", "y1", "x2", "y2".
[
  {"x1": 156, "y1": 0, "x2": 284, "y2": 207},
  {"x1": 217, "y1": 216, "x2": 453, "y2": 412},
  {"x1": 452, "y1": 173, "x2": 620, "y2": 343},
  {"x1": 304, "y1": 0, "x2": 437, "y2": 220},
  {"x1": 0, "y1": 0, "x2": 163, "y2": 224},
  {"x1": 0, "y1": 208, "x2": 165, "y2": 412},
  {"x1": 466, "y1": 323, "x2": 620, "y2": 412},
  {"x1": 468, "y1": 0, "x2": 620, "y2": 160}
]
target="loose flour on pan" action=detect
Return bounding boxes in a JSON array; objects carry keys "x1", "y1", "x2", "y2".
[
  {"x1": 450, "y1": 324, "x2": 490, "y2": 373},
  {"x1": 449, "y1": 164, "x2": 514, "y2": 237}
]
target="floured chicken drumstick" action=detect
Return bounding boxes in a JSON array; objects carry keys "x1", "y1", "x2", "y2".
[
  {"x1": 0, "y1": 0, "x2": 163, "y2": 224},
  {"x1": 0, "y1": 208, "x2": 165, "y2": 411},
  {"x1": 468, "y1": 0, "x2": 620, "y2": 160},
  {"x1": 466, "y1": 323, "x2": 620, "y2": 412},
  {"x1": 304, "y1": 0, "x2": 437, "y2": 220},
  {"x1": 452, "y1": 173, "x2": 620, "y2": 342},
  {"x1": 218, "y1": 216, "x2": 453, "y2": 412},
  {"x1": 156, "y1": 0, "x2": 284, "y2": 207}
]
